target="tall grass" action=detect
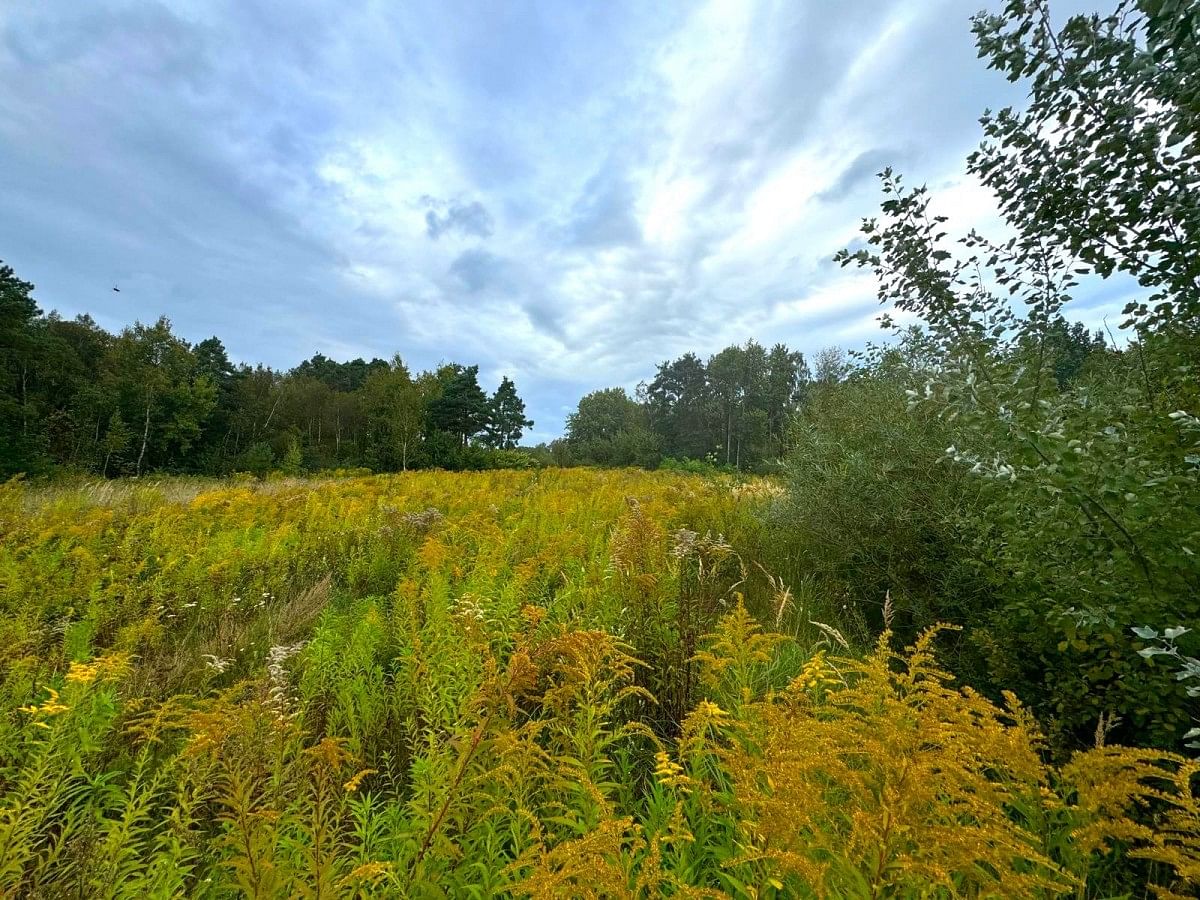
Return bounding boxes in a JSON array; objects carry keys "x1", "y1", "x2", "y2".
[{"x1": 0, "y1": 469, "x2": 1194, "y2": 896}]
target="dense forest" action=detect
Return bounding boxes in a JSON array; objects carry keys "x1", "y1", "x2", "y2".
[
  {"x1": 558, "y1": 321, "x2": 1106, "y2": 470},
  {"x1": 0, "y1": 262, "x2": 824, "y2": 478},
  {"x1": 0, "y1": 262, "x2": 1107, "y2": 479},
  {"x1": 0, "y1": 282, "x2": 536, "y2": 477}
]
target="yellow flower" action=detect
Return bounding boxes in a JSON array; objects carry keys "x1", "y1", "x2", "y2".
[
  {"x1": 653, "y1": 750, "x2": 693, "y2": 793},
  {"x1": 65, "y1": 651, "x2": 133, "y2": 686},
  {"x1": 692, "y1": 699, "x2": 728, "y2": 726},
  {"x1": 342, "y1": 862, "x2": 393, "y2": 885},
  {"x1": 64, "y1": 663, "x2": 98, "y2": 685},
  {"x1": 787, "y1": 650, "x2": 838, "y2": 697},
  {"x1": 19, "y1": 687, "x2": 70, "y2": 722},
  {"x1": 343, "y1": 768, "x2": 377, "y2": 793}
]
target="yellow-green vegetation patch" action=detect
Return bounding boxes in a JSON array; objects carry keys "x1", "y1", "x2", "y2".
[{"x1": 0, "y1": 471, "x2": 1195, "y2": 897}]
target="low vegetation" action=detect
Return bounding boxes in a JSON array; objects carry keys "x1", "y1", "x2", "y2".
[{"x1": 0, "y1": 469, "x2": 1196, "y2": 897}]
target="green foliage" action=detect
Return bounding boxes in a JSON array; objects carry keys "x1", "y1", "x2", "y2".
[
  {"x1": 360, "y1": 357, "x2": 425, "y2": 471},
  {"x1": 778, "y1": 344, "x2": 986, "y2": 642},
  {"x1": 102, "y1": 318, "x2": 218, "y2": 476},
  {"x1": 970, "y1": 0, "x2": 1200, "y2": 330},
  {"x1": 239, "y1": 441, "x2": 275, "y2": 478},
  {"x1": 566, "y1": 341, "x2": 810, "y2": 471},
  {"x1": 427, "y1": 364, "x2": 491, "y2": 448},
  {"x1": 279, "y1": 438, "x2": 304, "y2": 476},
  {"x1": 0, "y1": 271, "x2": 537, "y2": 478},
  {"x1": 566, "y1": 387, "x2": 661, "y2": 467},
  {"x1": 484, "y1": 375, "x2": 534, "y2": 450},
  {"x1": 827, "y1": 0, "x2": 1200, "y2": 752},
  {"x1": 0, "y1": 264, "x2": 49, "y2": 476},
  {"x1": 657, "y1": 456, "x2": 735, "y2": 477}
]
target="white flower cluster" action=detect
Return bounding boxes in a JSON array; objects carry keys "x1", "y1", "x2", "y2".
[
  {"x1": 265, "y1": 641, "x2": 306, "y2": 722},
  {"x1": 401, "y1": 506, "x2": 444, "y2": 531},
  {"x1": 451, "y1": 594, "x2": 488, "y2": 623},
  {"x1": 670, "y1": 528, "x2": 699, "y2": 559},
  {"x1": 202, "y1": 653, "x2": 231, "y2": 674}
]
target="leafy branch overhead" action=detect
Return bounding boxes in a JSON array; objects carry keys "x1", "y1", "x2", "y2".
[{"x1": 832, "y1": 0, "x2": 1200, "y2": 752}]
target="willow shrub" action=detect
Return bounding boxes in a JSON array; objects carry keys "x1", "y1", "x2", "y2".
[{"x1": 0, "y1": 470, "x2": 1196, "y2": 896}]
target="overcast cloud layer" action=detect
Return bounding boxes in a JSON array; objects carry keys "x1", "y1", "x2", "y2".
[{"x1": 0, "y1": 0, "x2": 1124, "y2": 442}]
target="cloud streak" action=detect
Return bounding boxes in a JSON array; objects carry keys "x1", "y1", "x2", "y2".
[{"x1": 0, "y1": 0, "x2": 1118, "y2": 442}]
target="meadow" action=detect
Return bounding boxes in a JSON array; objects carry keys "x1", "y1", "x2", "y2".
[{"x1": 0, "y1": 468, "x2": 1196, "y2": 898}]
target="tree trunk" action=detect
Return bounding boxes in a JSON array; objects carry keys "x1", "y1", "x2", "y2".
[
  {"x1": 20, "y1": 365, "x2": 28, "y2": 435},
  {"x1": 725, "y1": 411, "x2": 732, "y2": 464},
  {"x1": 261, "y1": 387, "x2": 283, "y2": 437},
  {"x1": 136, "y1": 402, "x2": 151, "y2": 477}
]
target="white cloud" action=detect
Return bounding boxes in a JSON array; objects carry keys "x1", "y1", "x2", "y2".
[{"x1": 0, "y1": 0, "x2": 1129, "y2": 442}]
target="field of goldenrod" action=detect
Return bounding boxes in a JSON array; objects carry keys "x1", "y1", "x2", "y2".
[{"x1": 0, "y1": 469, "x2": 1196, "y2": 898}]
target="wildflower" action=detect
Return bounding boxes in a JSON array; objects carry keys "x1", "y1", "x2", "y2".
[
  {"x1": 401, "y1": 506, "x2": 443, "y2": 531},
  {"x1": 653, "y1": 751, "x2": 692, "y2": 793},
  {"x1": 65, "y1": 652, "x2": 132, "y2": 686},
  {"x1": 451, "y1": 594, "x2": 487, "y2": 622},
  {"x1": 520, "y1": 603, "x2": 547, "y2": 628},
  {"x1": 65, "y1": 664, "x2": 98, "y2": 685},
  {"x1": 19, "y1": 687, "x2": 70, "y2": 727},
  {"x1": 343, "y1": 862, "x2": 393, "y2": 886},
  {"x1": 343, "y1": 768, "x2": 377, "y2": 793},
  {"x1": 692, "y1": 700, "x2": 728, "y2": 727},
  {"x1": 787, "y1": 651, "x2": 837, "y2": 696},
  {"x1": 265, "y1": 641, "x2": 306, "y2": 722},
  {"x1": 202, "y1": 654, "x2": 231, "y2": 674},
  {"x1": 670, "y1": 528, "x2": 699, "y2": 559}
]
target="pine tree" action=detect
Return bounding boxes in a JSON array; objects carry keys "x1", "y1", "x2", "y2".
[
  {"x1": 484, "y1": 376, "x2": 533, "y2": 449},
  {"x1": 428, "y1": 365, "x2": 490, "y2": 446}
]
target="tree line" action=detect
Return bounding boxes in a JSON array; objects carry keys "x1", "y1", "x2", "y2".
[
  {"x1": 555, "y1": 342, "x2": 818, "y2": 470},
  {"x1": 552, "y1": 326, "x2": 1103, "y2": 472},
  {"x1": 0, "y1": 271, "x2": 533, "y2": 478},
  {"x1": 1, "y1": 256, "x2": 1113, "y2": 480}
]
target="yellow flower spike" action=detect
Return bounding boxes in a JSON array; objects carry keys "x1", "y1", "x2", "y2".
[
  {"x1": 343, "y1": 768, "x2": 377, "y2": 793},
  {"x1": 65, "y1": 663, "x2": 98, "y2": 685},
  {"x1": 653, "y1": 750, "x2": 693, "y2": 793},
  {"x1": 65, "y1": 652, "x2": 133, "y2": 687},
  {"x1": 19, "y1": 686, "x2": 71, "y2": 722},
  {"x1": 693, "y1": 699, "x2": 727, "y2": 725},
  {"x1": 343, "y1": 862, "x2": 393, "y2": 886}
]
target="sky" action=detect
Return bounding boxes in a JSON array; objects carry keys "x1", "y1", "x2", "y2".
[{"x1": 0, "y1": 0, "x2": 1129, "y2": 443}]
